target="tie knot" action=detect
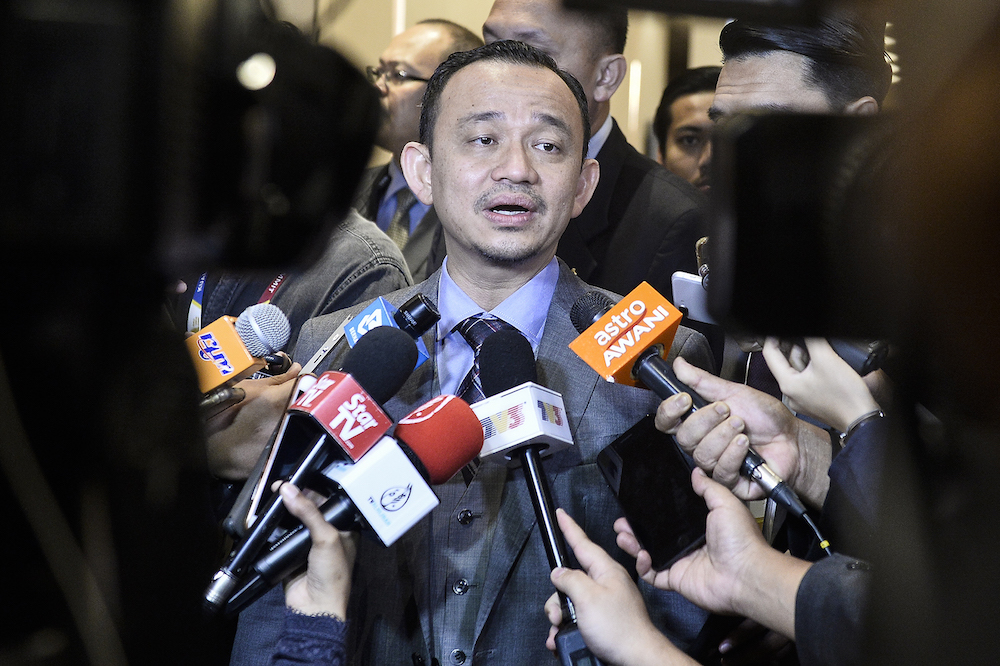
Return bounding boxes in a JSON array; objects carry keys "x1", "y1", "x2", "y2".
[
  {"x1": 395, "y1": 187, "x2": 416, "y2": 209},
  {"x1": 454, "y1": 315, "x2": 516, "y2": 353}
]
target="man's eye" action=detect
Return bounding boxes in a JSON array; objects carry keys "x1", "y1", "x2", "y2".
[
  {"x1": 473, "y1": 136, "x2": 495, "y2": 146},
  {"x1": 677, "y1": 135, "x2": 702, "y2": 148},
  {"x1": 536, "y1": 142, "x2": 558, "y2": 153}
]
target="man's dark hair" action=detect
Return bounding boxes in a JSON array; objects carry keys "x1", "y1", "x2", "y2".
[
  {"x1": 419, "y1": 40, "x2": 591, "y2": 162},
  {"x1": 416, "y1": 18, "x2": 484, "y2": 55},
  {"x1": 719, "y1": 16, "x2": 893, "y2": 108},
  {"x1": 653, "y1": 66, "x2": 721, "y2": 153},
  {"x1": 573, "y1": 6, "x2": 629, "y2": 55}
]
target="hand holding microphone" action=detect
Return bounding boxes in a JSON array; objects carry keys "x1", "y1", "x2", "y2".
[
  {"x1": 204, "y1": 326, "x2": 418, "y2": 614},
  {"x1": 222, "y1": 394, "x2": 484, "y2": 616},
  {"x1": 568, "y1": 284, "x2": 809, "y2": 519},
  {"x1": 472, "y1": 330, "x2": 603, "y2": 666}
]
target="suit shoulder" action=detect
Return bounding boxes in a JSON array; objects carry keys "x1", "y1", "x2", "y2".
[
  {"x1": 669, "y1": 324, "x2": 716, "y2": 374},
  {"x1": 619, "y1": 144, "x2": 706, "y2": 213}
]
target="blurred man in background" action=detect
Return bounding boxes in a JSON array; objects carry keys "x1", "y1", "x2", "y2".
[{"x1": 653, "y1": 66, "x2": 720, "y2": 192}]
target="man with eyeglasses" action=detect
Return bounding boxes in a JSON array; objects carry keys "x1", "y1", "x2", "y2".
[{"x1": 352, "y1": 20, "x2": 483, "y2": 281}]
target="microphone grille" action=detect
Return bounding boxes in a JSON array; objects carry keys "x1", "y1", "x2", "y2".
[
  {"x1": 479, "y1": 330, "x2": 536, "y2": 397},
  {"x1": 570, "y1": 291, "x2": 615, "y2": 334},
  {"x1": 236, "y1": 303, "x2": 291, "y2": 356},
  {"x1": 340, "y1": 326, "x2": 418, "y2": 404}
]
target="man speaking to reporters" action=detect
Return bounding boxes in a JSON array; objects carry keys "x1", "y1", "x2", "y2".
[{"x1": 230, "y1": 41, "x2": 714, "y2": 666}]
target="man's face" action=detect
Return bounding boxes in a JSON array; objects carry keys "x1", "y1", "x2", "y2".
[
  {"x1": 406, "y1": 61, "x2": 598, "y2": 275},
  {"x1": 659, "y1": 91, "x2": 715, "y2": 191},
  {"x1": 374, "y1": 24, "x2": 452, "y2": 161},
  {"x1": 710, "y1": 50, "x2": 834, "y2": 120},
  {"x1": 483, "y1": 0, "x2": 601, "y2": 124}
]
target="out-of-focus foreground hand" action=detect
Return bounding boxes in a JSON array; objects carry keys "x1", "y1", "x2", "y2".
[
  {"x1": 279, "y1": 482, "x2": 357, "y2": 619},
  {"x1": 204, "y1": 361, "x2": 301, "y2": 480},
  {"x1": 762, "y1": 337, "x2": 880, "y2": 433}
]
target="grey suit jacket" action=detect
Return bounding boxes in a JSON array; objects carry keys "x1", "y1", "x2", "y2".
[
  {"x1": 352, "y1": 164, "x2": 446, "y2": 283},
  {"x1": 231, "y1": 260, "x2": 713, "y2": 666}
]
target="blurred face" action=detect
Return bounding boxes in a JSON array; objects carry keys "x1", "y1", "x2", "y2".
[
  {"x1": 374, "y1": 24, "x2": 453, "y2": 161},
  {"x1": 659, "y1": 91, "x2": 715, "y2": 191},
  {"x1": 483, "y1": 0, "x2": 602, "y2": 124},
  {"x1": 710, "y1": 51, "x2": 834, "y2": 121},
  {"x1": 403, "y1": 61, "x2": 598, "y2": 277}
]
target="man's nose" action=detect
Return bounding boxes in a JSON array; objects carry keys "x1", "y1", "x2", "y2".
[{"x1": 492, "y1": 143, "x2": 538, "y2": 184}]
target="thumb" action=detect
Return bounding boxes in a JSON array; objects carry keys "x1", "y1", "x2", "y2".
[
  {"x1": 550, "y1": 566, "x2": 593, "y2": 603},
  {"x1": 673, "y1": 357, "x2": 734, "y2": 403}
]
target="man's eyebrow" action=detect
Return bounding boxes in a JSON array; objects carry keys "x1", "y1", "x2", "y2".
[
  {"x1": 535, "y1": 112, "x2": 573, "y2": 138},
  {"x1": 456, "y1": 111, "x2": 573, "y2": 139},
  {"x1": 458, "y1": 110, "x2": 505, "y2": 126}
]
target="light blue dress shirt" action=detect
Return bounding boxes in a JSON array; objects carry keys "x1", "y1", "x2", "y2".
[{"x1": 434, "y1": 256, "x2": 559, "y2": 396}]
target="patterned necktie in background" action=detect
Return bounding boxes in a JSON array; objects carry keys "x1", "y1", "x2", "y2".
[
  {"x1": 385, "y1": 188, "x2": 416, "y2": 248},
  {"x1": 455, "y1": 315, "x2": 517, "y2": 404}
]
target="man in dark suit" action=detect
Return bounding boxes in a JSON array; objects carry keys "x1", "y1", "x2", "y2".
[
  {"x1": 352, "y1": 19, "x2": 482, "y2": 282},
  {"x1": 483, "y1": 0, "x2": 707, "y2": 300},
  {"x1": 230, "y1": 41, "x2": 713, "y2": 666}
]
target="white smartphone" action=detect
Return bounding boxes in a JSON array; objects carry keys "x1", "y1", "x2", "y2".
[{"x1": 671, "y1": 271, "x2": 716, "y2": 325}]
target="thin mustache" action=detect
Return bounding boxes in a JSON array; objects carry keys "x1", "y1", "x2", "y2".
[{"x1": 474, "y1": 184, "x2": 546, "y2": 214}]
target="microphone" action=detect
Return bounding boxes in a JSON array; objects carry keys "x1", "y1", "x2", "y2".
[
  {"x1": 474, "y1": 330, "x2": 603, "y2": 666},
  {"x1": 302, "y1": 293, "x2": 440, "y2": 375},
  {"x1": 189, "y1": 303, "x2": 291, "y2": 410},
  {"x1": 470, "y1": 333, "x2": 574, "y2": 465},
  {"x1": 568, "y1": 283, "x2": 808, "y2": 518},
  {"x1": 204, "y1": 326, "x2": 417, "y2": 614},
  {"x1": 222, "y1": 394, "x2": 483, "y2": 616}
]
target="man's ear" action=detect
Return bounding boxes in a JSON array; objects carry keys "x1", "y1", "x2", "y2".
[
  {"x1": 593, "y1": 53, "x2": 627, "y2": 103},
  {"x1": 401, "y1": 141, "x2": 434, "y2": 205},
  {"x1": 572, "y1": 158, "x2": 600, "y2": 218},
  {"x1": 844, "y1": 96, "x2": 880, "y2": 116}
]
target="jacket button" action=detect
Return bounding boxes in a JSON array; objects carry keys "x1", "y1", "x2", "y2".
[
  {"x1": 450, "y1": 649, "x2": 466, "y2": 664},
  {"x1": 452, "y1": 578, "x2": 470, "y2": 595},
  {"x1": 456, "y1": 509, "x2": 477, "y2": 525}
]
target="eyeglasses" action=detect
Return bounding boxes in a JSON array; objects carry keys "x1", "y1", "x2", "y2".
[{"x1": 366, "y1": 65, "x2": 430, "y2": 87}]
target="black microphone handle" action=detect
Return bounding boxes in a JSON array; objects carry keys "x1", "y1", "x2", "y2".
[
  {"x1": 224, "y1": 492, "x2": 359, "y2": 617},
  {"x1": 517, "y1": 446, "x2": 604, "y2": 665},
  {"x1": 633, "y1": 350, "x2": 806, "y2": 517}
]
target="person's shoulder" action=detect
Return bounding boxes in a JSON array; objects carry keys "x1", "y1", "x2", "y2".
[
  {"x1": 335, "y1": 209, "x2": 410, "y2": 266},
  {"x1": 621, "y1": 141, "x2": 706, "y2": 210},
  {"x1": 671, "y1": 324, "x2": 715, "y2": 373}
]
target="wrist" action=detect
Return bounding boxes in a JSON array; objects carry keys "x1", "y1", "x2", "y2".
[
  {"x1": 833, "y1": 398, "x2": 881, "y2": 434},
  {"x1": 839, "y1": 408, "x2": 885, "y2": 448},
  {"x1": 792, "y1": 421, "x2": 832, "y2": 509},
  {"x1": 731, "y1": 547, "x2": 811, "y2": 641}
]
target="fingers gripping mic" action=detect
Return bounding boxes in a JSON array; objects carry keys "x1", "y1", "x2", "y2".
[
  {"x1": 204, "y1": 327, "x2": 417, "y2": 614},
  {"x1": 569, "y1": 285, "x2": 808, "y2": 518},
  {"x1": 194, "y1": 303, "x2": 292, "y2": 420},
  {"x1": 223, "y1": 395, "x2": 483, "y2": 615}
]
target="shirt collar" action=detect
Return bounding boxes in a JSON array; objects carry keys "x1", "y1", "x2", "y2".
[
  {"x1": 586, "y1": 116, "x2": 614, "y2": 161},
  {"x1": 436, "y1": 257, "x2": 559, "y2": 352}
]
